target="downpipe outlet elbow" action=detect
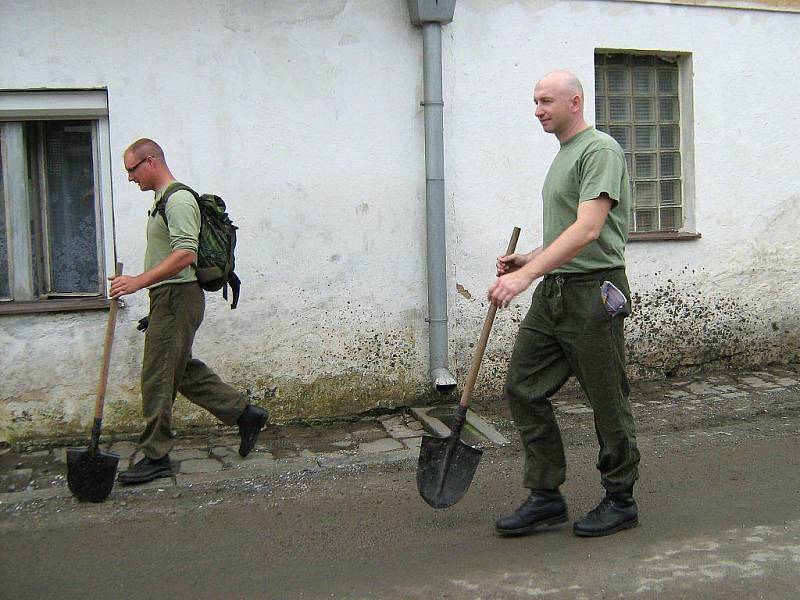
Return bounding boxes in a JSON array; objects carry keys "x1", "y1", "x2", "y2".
[{"x1": 431, "y1": 367, "x2": 457, "y2": 395}]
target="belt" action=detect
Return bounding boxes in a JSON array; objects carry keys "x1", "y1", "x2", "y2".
[{"x1": 544, "y1": 267, "x2": 624, "y2": 283}]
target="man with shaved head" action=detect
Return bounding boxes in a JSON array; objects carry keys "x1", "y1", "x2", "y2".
[
  {"x1": 110, "y1": 138, "x2": 268, "y2": 484},
  {"x1": 489, "y1": 70, "x2": 640, "y2": 537}
]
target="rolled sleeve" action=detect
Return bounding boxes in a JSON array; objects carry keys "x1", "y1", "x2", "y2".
[{"x1": 164, "y1": 190, "x2": 200, "y2": 253}]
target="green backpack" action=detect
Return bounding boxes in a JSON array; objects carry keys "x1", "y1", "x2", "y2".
[{"x1": 156, "y1": 183, "x2": 241, "y2": 309}]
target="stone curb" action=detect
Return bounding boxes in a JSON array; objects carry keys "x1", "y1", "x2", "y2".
[
  {"x1": 3, "y1": 366, "x2": 799, "y2": 508},
  {"x1": 410, "y1": 407, "x2": 510, "y2": 445}
]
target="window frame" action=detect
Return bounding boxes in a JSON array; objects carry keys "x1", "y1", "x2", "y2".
[
  {"x1": 0, "y1": 90, "x2": 115, "y2": 314},
  {"x1": 593, "y1": 50, "x2": 701, "y2": 242}
]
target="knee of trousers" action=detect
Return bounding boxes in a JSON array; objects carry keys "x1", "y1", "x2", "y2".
[{"x1": 506, "y1": 387, "x2": 556, "y2": 429}]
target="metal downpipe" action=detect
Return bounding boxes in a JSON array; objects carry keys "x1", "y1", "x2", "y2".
[{"x1": 421, "y1": 22, "x2": 456, "y2": 394}]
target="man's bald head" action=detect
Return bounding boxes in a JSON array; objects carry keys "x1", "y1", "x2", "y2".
[{"x1": 536, "y1": 70, "x2": 584, "y2": 101}]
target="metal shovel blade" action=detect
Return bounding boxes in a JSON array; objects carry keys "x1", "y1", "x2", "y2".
[
  {"x1": 66, "y1": 447, "x2": 119, "y2": 503},
  {"x1": 417, "y1": 433, "x2": 483, "y2": 509}
]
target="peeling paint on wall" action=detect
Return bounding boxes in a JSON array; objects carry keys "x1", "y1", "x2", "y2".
[{"x1": 456, "y1": 283, "x2": 473, "y2": 300}]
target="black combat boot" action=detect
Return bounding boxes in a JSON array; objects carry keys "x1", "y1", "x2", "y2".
[
  {"x1": 237, "y1": 404, "x2": 269, "y2": 457},
  {"x1": 117, "y1": 455, "x2": 173, "y2": 484},
  {"x1": 573, "y1": 492, "x2": 638, "y2": 537},
  {"x1": 495, "y1": 490, "x2": 568, "y2": 536}
]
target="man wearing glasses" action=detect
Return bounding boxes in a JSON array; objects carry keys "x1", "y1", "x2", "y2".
[{"x1": 110, "y1": 138, "x2": 268, "y2": 484}]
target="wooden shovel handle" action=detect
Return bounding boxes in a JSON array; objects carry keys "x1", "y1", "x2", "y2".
[
  {"x1": 459, "y1": 227, "x2": 521, "y2": 408},
  {"x1": 94, "y1": 262, "x2": 123, "y2": 420}
]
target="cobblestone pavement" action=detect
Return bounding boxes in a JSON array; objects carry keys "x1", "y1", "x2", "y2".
[{"x1": 1, "y1": 365, "x2": 799, "y2": 507}]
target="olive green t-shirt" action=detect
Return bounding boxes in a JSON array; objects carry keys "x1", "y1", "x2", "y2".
[
  {"x1": 144, "y1": 182, "x2": 200, "y2": 289},
  {"x1": 542, "y1": 127, "x2": 630, "y2": 273}
]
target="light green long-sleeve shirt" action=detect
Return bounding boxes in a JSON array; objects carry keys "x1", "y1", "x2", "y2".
[{"x1": 144, "y1": 182, "x2": 200, "y2": 289}]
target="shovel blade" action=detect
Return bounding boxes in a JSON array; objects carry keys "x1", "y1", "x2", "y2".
[
  {"x1": 66, "y1": 447, "x2": 119, "y2": 503},
  {"x1": 417, "y1": 434, "x2": 483, "y2": 509}
]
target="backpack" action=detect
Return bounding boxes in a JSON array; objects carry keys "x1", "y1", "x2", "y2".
[{"x1": 156, "y1": 183, "x2": 241, "y2": 309}]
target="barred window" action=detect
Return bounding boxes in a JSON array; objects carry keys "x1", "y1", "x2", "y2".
[{"x1": 595, "y1": 53, "x2": 684, "y2": 234}]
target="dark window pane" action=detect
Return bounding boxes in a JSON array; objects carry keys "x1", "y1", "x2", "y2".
[
  {"x1": 660, "y1": 207, "x2": 682, "y2": 230},
  {"x1": 660, "y1": 179, "x2": 682, "y2": 206},
  {"x1": 635, "y1": 153, "x2": 657, "y2": 179},
  {"x1": 44, "y1": 121, "x2": 99, "y2": 294},
  {"x1": 660, "y1": 153, "x2": 681, "y2": 178},
  {"x1": 635, "y1": 209, "x2": 656, "y2": 232},
  {"x1": 632, "y1": 68, "x2": 654, "y2": 95},
  {"x1": 635, "y1": 126, "x2": 656, "y2": 151},
  {"x1": 634, "y1": 97, "x2": 655, "y2": 122},
  {"x1": 595, "y1": 71, "x2": 606, "y2": 96},
  {"x1": 608, "y1": 96, "x2": 630, "y2": 121},
  {"x1": 25, "y1": 123, "x2": 43, "y2": 296},
  {"x1": 607, "y1": 68, "x2": 630, "y2": 94},
  {"x1": 595, "y1": 95, "x2": 606, "y2": 123},
  {"x1": 660, "y1": 124, "x2": 680, "y2": 149},
  {"x1": 635, "y1": 181, "x2": 657, "y2": 207},
  {"x1": 608, "y1": 125, "x2": 631, "y2": 150},
  {"x1": 658, "y1": 69, "x2": 678, "y2": 94},
  {"x1": 0, "y1": 140, "x2": 9, "y2": 299},
  {"x1": 659, "y1": 97, "x2": 679, "y2": 122}
]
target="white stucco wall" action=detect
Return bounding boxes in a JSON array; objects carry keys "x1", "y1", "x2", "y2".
[{"x1": 1, "y1": 0, "x2": 798, "y2": 443}]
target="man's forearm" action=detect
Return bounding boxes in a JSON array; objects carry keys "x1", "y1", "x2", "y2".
[
  {"x1": 526, "y1": 246, "x2": 544, "y2": 262},
  {"x1": 520, "y1": 221, "x2": 600, "y2": 280},
  {"x1": 136, "y1": 249, "x2": 197, "y2": 289},
  {"x1": 109, "y1": 249, "x2": 196, "y2": 298},
  {"x1": 488, "y1": 193, "x2": 612, "y2": 309},
  {"x1": 520, "y1": 196, "x2": 611, "y2": 279}
]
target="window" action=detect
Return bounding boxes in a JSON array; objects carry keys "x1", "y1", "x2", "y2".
[
  {"x1": 0, "y1": 90, "x2": 114, "y2": 313},
  {"x1": 594, "y1": 53, "x2": 698, "y2": 239}
]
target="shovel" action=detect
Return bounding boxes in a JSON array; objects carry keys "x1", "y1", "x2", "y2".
[
  {"x1": 67, "y1": 262, "x2": 123, "y2": 502},
  {"x1": 417, "y1": 227, "x2": 521, "y2": 509}
]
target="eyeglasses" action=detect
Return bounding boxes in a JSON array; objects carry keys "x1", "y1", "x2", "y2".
[{"x1": 126, "y1": 155, "x2": 153, "y2": 174}]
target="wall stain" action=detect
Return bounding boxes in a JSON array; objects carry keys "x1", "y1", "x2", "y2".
[{"x1": 5, "y1": 268, "x2": 800, "y2": 446}]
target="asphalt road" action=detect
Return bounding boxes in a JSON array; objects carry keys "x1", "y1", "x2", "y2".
[{"x1": 2, "y1": 414, "x2": 799, "y2": 599}]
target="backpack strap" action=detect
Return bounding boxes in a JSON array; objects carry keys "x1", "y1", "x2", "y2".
[
  {"x1": 225, "y1": 225, "x2": 238, "y2": 309},
  {"x1": 154, "y1": 182, "x2": 198, "y2": 226},
  {"x1": 224, "y1": 272, "x2": 241, "y2": 309}
]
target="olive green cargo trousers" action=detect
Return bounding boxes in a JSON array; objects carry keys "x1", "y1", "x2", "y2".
[
  {"x1": 505, "y1": 268, "x2": 640, "y2": 494},
  {"x1": 140, "y1": 282, "x2": 246, "y2": 459}
]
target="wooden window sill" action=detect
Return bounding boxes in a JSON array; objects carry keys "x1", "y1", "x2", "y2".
[
  {"x1": 0, "y1": 297, "x2": 111, "y2": 315},
  {"x1": 628, "y1": 231, "x2": 702, "y2": 242}
]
